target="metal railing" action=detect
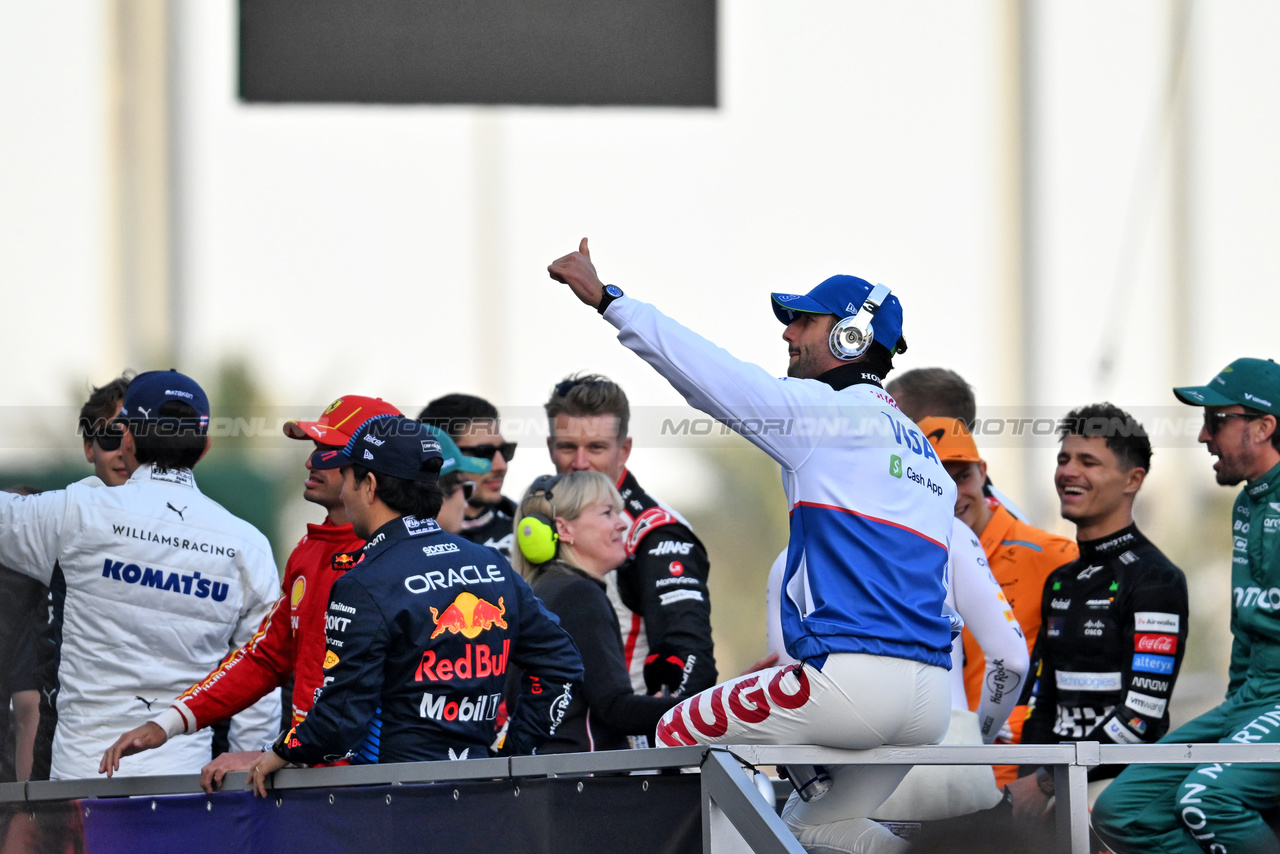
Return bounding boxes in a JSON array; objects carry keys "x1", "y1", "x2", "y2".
[{"x1": 5, "y1": 743, "x2": 1280, "y2": 854}]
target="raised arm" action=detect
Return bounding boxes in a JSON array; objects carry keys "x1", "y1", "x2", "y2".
[{"x1": 549, "y1": 238, "x2": 860, "y2": 468}]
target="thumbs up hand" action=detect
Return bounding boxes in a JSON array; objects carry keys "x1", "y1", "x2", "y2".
[{"x1": 548, "y1": 237, "x2": 606, "y2": 309}]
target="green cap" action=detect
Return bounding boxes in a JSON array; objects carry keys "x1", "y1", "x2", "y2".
[
  {"x1": 421, "y1": 424, "x2": 491, "y2": 477},
  {"x1": 1173, "y1": 357, "x2": 1280, "y2": 416}
]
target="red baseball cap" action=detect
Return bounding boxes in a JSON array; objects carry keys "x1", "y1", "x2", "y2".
[{"x1": 283, "y1": 395, "x2": 402, "y2": 446}]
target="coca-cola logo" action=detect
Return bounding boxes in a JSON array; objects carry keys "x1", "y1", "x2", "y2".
[{"x1": 1134, "y1": 633, "x2": 1177, "y2": 654}]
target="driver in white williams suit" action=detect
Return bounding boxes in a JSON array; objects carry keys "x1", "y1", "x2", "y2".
[
  {"x1": 0, "y1": 370, "x2": 280, "y2": 779},
  {"x1": 549, "y1": 239, "x2": 957, "y2": 854}
]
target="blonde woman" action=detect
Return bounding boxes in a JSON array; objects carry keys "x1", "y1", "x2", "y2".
[{"x1": 511, "y1": 472, "x2": 679, "y2": 752}]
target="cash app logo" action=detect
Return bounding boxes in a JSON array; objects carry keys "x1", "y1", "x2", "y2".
[{"x1": 889, "y1": 455, "x2": 903, "y2": 478}]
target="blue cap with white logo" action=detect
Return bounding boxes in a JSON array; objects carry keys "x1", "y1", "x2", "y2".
[
  {"x1": 117, "y1": 369, "x2": 211, "y2": 432},
  {"x1": 771, "y1": 275, "x2": 906, "y2": 353},
  {"x1": 310, "y1": 414, "x2": 444, "y2": 483}
]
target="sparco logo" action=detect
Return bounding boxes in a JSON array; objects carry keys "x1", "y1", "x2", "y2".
[{"x1": 101, "y1": 559, "x2": 229, "y2": 601}]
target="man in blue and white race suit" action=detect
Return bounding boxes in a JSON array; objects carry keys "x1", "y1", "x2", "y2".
[{"x1": 549, "y1": 239, "x2": 957, "y2": 854}]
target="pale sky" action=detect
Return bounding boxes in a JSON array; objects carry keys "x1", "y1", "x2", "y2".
[{"x1": 2, "y1": 0, "x2": 1278, "y2": 514}]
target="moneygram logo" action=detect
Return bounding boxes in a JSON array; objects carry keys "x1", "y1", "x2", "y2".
[{"x1": 430, "y1": 592, "x2": 508, "y2": 639}]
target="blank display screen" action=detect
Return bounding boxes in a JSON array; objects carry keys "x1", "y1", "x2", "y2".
[{"x1": 239, "y1": 0, "x2": 717, "y2": 107}]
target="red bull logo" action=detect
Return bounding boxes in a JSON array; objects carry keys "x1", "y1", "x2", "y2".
[
  {"x1": 332, "y1": 552, "x2": 359, "y2": 571},
  {"x1": 415, "y1": 639, "x2": 511, "y2": 682},
  {"x1": 430, "y1": 592, "x2": 507, "y2": 639}
]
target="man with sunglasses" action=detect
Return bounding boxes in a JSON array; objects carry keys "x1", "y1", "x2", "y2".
[
  {"x1": 0, "y1": 370, "x2": 282, "y2": 779},
  {"x1": 79, "y1": 374, "x2": 133, "y2": 486},
  {"x1": 1095, "y1": 358, "x2": 1280, "y2": 854},
  {"x1": 98, "y1": 395, "x2": 402, "y2": 788},
  {"x1": 420, "y1": 394, "x2": 519, "y2": 557},
  {"x1": 545, "y1": 373, "x2": 717, "y2": 704}
]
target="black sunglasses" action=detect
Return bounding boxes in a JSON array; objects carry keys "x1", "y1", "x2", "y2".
[
  {"x1": 88, "y1": 423, "x2": 125, "y2": 452},
  {"x1": 460, "y1": 442, "x2": 516, "y2": 462},
  {"x1": 1204, "y1": 410, "x2": 1261, "y2": 436}
]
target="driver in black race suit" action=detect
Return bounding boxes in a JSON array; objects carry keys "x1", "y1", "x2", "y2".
[
  {"x1": 419, "y1": 394, "x2": 519, "y2": 558},
  {"x1": 545, "y1": 374, "x2": 717, "y2": 705},
  {"x1": 1007, "y1": 403, "x2": 1188, "y2": 820},
  {"x1": 245, "y1": 415, "x2": 582, "y2": 792}
]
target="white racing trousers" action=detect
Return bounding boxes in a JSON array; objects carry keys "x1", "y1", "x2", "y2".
[{"x1": 656, "y1": 653, "x2": 950, "y2": 854}]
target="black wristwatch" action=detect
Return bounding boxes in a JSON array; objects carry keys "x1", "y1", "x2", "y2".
[
  {"x1": 270, "y1": 728, "x2": 292, "y2": 760},
  {"x1": 597, "y1": 284, "x2": 624, "y2": 315}
]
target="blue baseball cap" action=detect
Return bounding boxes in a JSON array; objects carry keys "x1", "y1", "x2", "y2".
[
  {"x1": 310, "y1": 414, "x2": 444, "y2": 483},
  {"x1": 117, "y1": 369, "x2": 210, "y2": 432},
  {"x1": 771, "y1": 275, "x2": 906, "y2": 353},
  {"x1": 421, "y1": 423, "x2": 490, "y2": 477}
]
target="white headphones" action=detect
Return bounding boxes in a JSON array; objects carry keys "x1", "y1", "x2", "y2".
[{"x1": 829, "y1": 284, "x2": 892, "y2": 361}]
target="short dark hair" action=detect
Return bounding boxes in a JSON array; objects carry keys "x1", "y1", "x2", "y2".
[
  {"x1": 78, "y1": 373, "x2": 133, "y2": 439},
  {"x1": 351, "y1": 464, "x2": 444, "y2": 520},
  {"x1": 1058, "y1": 402, "x2": 1152, "y2": 472},
  {"x1": 418, "y1": 394, "x2": 500, "y2": 442},
  {"x1": 858, "y1": 342, "x2": 897, "y2": 385},
  {"x1": 130, "y1": 401, "x2": 207, "y2": 472},
  {"x1": 1241, "y1": 406, "x2": 1280, "y2": 453},
  {"x1": 544, "y1": 373, "x2": 630, "y2": 439},
  {"x1": 885, "y1": 367, "x2": 975, "y2": 426}
]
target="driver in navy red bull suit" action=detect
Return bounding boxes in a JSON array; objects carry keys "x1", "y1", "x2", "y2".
[{"x1": 246, "y1": 416, "x2": 582, "y2": 789}]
